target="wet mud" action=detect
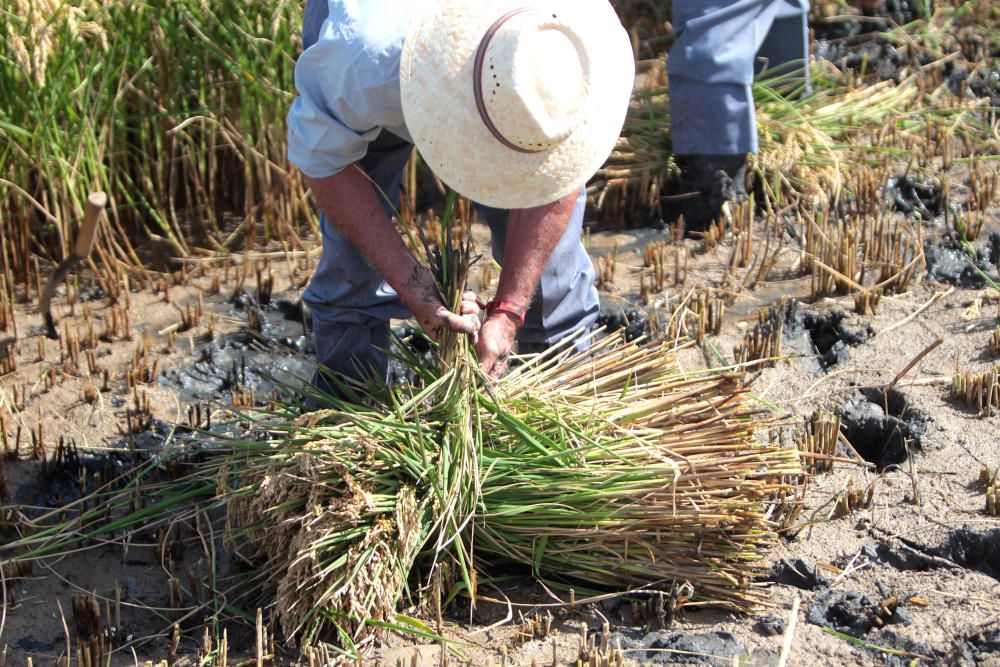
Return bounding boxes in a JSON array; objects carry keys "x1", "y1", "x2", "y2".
[
  {"x1": 923, "y1": 235, "x2": 997, "y2": 288},
  {"x1": 887, "y1": 174, "x2": 944, "y2": 220},
  {"x1": 839, "y1": 387, "x2": 926, "y2": 469},
  {"x1": 158, "y1": 295, "x2": 315, "y2": 403},
  {"x1": 801, "y1": 310, "x2": 875, "y2": 370},
  {"x1": 7, "y1": 417, "x2": 188, "y2": 515},
  {"x1": 596, "y1": 308, "x2": 651, "y2": 342}
]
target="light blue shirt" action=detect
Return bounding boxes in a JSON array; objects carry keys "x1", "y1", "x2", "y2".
[{"x1": 287, "y1": 0, "x2": 423, "y2": 179}]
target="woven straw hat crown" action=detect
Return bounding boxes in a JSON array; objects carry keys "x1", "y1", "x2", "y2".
[{"x1": 401, "y1": 0, "x2": 634, "y2": 209}]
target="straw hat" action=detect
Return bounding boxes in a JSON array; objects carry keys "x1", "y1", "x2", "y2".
[{"x1": 400, "y1": 0, "x2": 634, "y2": 209}]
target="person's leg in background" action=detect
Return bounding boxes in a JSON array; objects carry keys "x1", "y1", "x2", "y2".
[
  {"x1": 665, "y1": 0, "x2": 810, "y2": 232},
  {"x1": 475, "y1": 188, "x2": 600, "y2": 354},
  {"x1": 757, "y1": 1, "x2": 811, "y2": 85}
]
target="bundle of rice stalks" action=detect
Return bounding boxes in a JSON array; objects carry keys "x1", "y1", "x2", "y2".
[
  {"x1": 215, "y1": 328, "x2": 803, "y2": 649},
  {"x1": 1, "y1": 230, "x2": 804, "y2": 657},
  {"x1": 1, "y1": 195, "x2": 804, "y2": 657}
]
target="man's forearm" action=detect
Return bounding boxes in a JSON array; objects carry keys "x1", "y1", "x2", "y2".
[
  {"x1": 306, "y1": 168, "x2": 430, "y2": 312},
  {"x1": 473, "y1": 191, "x2": 578, "y2": 378},
  {"x1": 306, "y1": 167, "x2": 480, "y2": 340},
  {"x1": 306, "y1": 167, "x2": 417, "y2": 290},
  {"x1": 494, "y1": 192, "x2": 578, "y2": 310}
]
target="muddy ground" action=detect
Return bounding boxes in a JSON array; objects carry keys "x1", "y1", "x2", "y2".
[{"x1": 1, "y1": 197, "x2": 999, "y2": 665}]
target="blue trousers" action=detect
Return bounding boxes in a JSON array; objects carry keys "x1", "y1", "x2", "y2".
[
  {"x1": 300, "y1": 2, "x2": 599, "y2": 383},
  {"x1": 668, "y1": 0, "x2": 810, "y2": 155}
]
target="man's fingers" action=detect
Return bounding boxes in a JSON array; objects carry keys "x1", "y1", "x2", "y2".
[
  {"x1": 488, "y1": 353, "x2": 509, "y2": 379},
  {"x1": 460, "y1": 291, "x2": 481, "y2": 316},
  {"x1": 475, "y1": 315, "x2": 516, "y2": 379},
  {"x1": 442, "y1": 310, "x2": 480, "y2": 336},
  {"x1": 476, "y1": 342, "x2": 497, "y2": 376},
  {"x1": 475, "y1": 339, "x2": 509, "y2": 380}
]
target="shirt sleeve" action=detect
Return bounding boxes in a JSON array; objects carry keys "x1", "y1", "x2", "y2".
[{"x1": 287, "y1": 23, "x2": 401, "y2": 178}]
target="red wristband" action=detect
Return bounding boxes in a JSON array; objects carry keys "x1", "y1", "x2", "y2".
[{"x1": 482, "y1": 299, "x2": 526, "y2": 326}]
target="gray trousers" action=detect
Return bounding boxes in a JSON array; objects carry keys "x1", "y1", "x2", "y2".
[
  {"x1": 668, "y1": 0, "x2": 810, "y2": 155},
  {"x1": 300, "y1": 2, "x2": 599, "y2": 383}
]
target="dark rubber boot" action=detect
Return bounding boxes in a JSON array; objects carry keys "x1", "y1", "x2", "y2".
[{"x1": 663, "y1": 154, "x2": 749, "y2": 233}]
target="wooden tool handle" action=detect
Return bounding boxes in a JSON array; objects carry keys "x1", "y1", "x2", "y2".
[
  {"x1": 41, "y1": 191, "x2": 108, "y2": 339},
  {"x1": 72, "y1": 191, "x2": 107, "y2": 259}
]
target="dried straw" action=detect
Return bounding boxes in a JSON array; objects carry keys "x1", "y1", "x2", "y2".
[{"x1": 219, "y1": 329, "x2": 804, "y2": 646}]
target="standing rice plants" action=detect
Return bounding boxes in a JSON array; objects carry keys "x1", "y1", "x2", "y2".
[{"x1": 0, "y1": 0, "x2": 309, "y2": 289}]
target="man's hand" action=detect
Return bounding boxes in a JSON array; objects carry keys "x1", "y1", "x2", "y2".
[
  {"x1": 471, "y1": 190, "x2": 579, "y2": 378},
  {"x1": 476, "y1": 313, "x2": 518, "y2": 379},
  {"x1": 305, "y1": 169, "x2": 484, "y2": 346},
  {"x1": 402, "y1": 265, "x2": 481, "y2": 342}
]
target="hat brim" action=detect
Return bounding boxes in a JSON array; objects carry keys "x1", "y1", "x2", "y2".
[{"x1": 400, "y1": 0, "x2": 634, "y2": 210}]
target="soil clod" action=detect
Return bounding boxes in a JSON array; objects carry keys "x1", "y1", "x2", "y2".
[
  {"x1": 955, "y1": 627, "x2": 1000, "y2": 664},
  {"x1": 865, "y1": 534, "x2": 955, "y2": 572},
  {"x1": 933, "y1": 527, "x2": 1000, "y2": 578},
  {"x1": 988, "y1": 232, "x2": 1000, "y2": 267},
  {"x1": 886, "y1": 174, "x2": 943, "y2": 219},
  {"x1": 596, "y1": 308, "x2": 649, "y2": 342},
  {"x1": 639, "y1": 630, "x2": 742, "y2": 665},
  {"x1": 767, "y1": 556, "x2": 831, "y2": 590},
  {"x1": 753, "y1": 614, "x2": 786, "y2": 637},
  {"x1": 807, "y1": 589, "x2": 880, "y2": 638},
  {"x1": 800, "y1": 310, "x2": 874, "y2": 370},
  {"x1": 923, "y1": 237, "x2": 996, "y2": 288},
  {"x1": 869, "y1": 629, "x2": 938, "y2": 666},
  {"x1": 839, "y1": 388, "x2": 925, "y2": 469}
]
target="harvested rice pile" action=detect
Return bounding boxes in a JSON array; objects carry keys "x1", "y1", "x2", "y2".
[
  {"x1": 0, "y1": 202, "x2": 805, "y2": 655},
  {"x1": 224, "y1": 332, "x2": 805, "y2": 647}
]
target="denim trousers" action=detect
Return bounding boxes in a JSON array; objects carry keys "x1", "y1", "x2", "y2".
[{"x1": 668, "y1": 0, "x2": 811, "y2": 155}]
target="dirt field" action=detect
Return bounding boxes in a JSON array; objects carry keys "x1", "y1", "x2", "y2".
[{"x1": 2, "y1": 201, "x2": 999, "y2": 665}]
